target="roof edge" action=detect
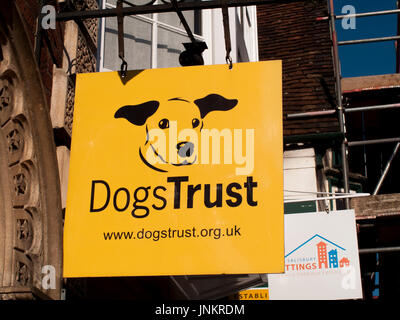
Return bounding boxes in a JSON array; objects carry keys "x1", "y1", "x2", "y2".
[{"x1": 342, "y1": 74, "x2": 400, "y2": 93}]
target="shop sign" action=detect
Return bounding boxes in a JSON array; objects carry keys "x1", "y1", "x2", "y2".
[
  {"x1": 236, "y1": 288, "x2": 269, "y2": 300},
  {"x1": 268, "y1": 210, "x2": 363, "y2": 300},
  {"x1": 63, "y1": 61, "x2": 283, "y2": 277}
]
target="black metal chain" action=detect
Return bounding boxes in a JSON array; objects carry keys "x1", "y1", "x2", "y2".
[
  {"x1": 221, "y1": 0, "x2": 233, "y2": 69},
  {"x1": 116, "y1": 0, "x2": 128, "y2": 78}
]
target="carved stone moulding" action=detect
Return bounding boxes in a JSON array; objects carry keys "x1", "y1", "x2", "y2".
[
  {"x1": 0, "y1": 1, "x2": 62, "y2": 300},
  {"x1": 76, "y1": 30, "x2": 96, "y2": 73},
  {"x1": 65, "y1": 77, "x2": 75, "y2": 136},
  {"x1": 74, "y1": 0, "x2": 99, "y2": 45},
  {"x1": 0, "y1": 77, "x2": 14, "y2": 125}
]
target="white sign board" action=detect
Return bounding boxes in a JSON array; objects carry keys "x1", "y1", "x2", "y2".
[{"x1": 268, "y1": 210, "x2": 363, "y2": 300}]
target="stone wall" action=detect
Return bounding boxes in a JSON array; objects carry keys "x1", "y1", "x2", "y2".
[
  {"x1": 0, "y1": 0, "x2": 98, "y2": 300},
  {"x1": 351, "y1": 194, "x2": 400, "y2": 219}
]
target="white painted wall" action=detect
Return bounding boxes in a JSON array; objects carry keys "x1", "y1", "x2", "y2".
[
  {"x1": 205, "y1": 6, "x2": 259, "y2": 65},
  {"x1": 283, "y1": 148, "x2": 318, "y2": 203}
]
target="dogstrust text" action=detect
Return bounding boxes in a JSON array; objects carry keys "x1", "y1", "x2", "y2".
[{"x1": 90, "y1": 122, "x2": 256, "y2": 219}]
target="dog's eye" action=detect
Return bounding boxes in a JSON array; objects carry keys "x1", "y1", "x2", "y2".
[
  {"x1": 158, "y1": 119, "x2": 169, "y2": 129},
  {"x1": 192, "y1": 118, "x2": 200, "y2": 128}
]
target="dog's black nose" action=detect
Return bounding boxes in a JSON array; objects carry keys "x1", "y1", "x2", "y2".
[{"x1": 177, "y1": 142, "x2": 194, "y2": 158}]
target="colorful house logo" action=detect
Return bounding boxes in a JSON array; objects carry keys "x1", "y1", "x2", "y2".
[
  {"x1": 339, "y1": 257, "x2": 350, "y2": 268},
  {"x1": 285, "y1": 234, "x2": 351, "y2": 272}
]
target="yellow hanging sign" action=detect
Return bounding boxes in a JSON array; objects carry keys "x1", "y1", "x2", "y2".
[{"x1": 63, "y1": 61, "x2": 283, "y2": 277}]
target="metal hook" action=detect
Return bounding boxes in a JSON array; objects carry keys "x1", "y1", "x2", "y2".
[
  {"x1": 226, "y1": 55, "x2": 233, "y2": 69},
  {"x1": 120, "y1": 60, "x2": 128, "y2": 78}
]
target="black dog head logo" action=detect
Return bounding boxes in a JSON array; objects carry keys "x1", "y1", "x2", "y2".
[{"x1": 114, "y1": 94, "x2": 238, "y2": 172}]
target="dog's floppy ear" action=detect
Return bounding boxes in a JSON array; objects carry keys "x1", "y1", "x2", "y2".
[
  {"x1": 114, "y1": 101, "x2": 160, "y2": 126},
  {"x1": 194, "y1": 94, "x2": 238, "y2": 119}
]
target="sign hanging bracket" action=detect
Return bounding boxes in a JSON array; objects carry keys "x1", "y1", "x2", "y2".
[
  {"x1": 170, "y1": 0, "x2": 208, "y2": 66},
  {"x1": 171, "y1": 0, "x2": 196, "y2": 44}
]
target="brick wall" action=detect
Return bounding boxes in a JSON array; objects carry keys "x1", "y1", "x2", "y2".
[
  {"x1": 257, "y1": 0, "x2": 339, "y2": 137},
  {"x1": 15, "y1": 0, "x2": 65, "y2": 107}
]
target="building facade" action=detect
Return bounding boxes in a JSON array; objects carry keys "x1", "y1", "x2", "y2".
[
  {"x1": 1, "y1": 0, "x2": 399, "y2": 300},
  {"x1": 257, "y1": 0, "x2": 400, "y2": 300},
  {"x1": 0, "y1": 0, "x2": 263, "y2": 300}
]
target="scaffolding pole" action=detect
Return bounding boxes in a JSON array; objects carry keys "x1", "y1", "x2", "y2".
[
  {"x1": 286, "y1": 103, "x2": 400, "y2": 118},
  {"x1": 337, "y1": 8, "x2": 400, "y2": 19},
  {"x1": 359, "y1": 246, "x2": 400, "y2": 254},
  {"x1": 345, "y1": 103, "x2": 400, "y2": 113},
  {"x1": 338, "y1": 35, "x2": 400, "y2": 46},
  {"x1": 348, "y1": 137, "x2": 400, "y2": 147},
  {"x1": 284, "y1": 193, "x2": 370, "y2": 203},
  {"x1": 373, "y1": 142, "x2": 400, "y2": 195},
  {"x1": 317, "y1": 8, "x2": 400, "y2": 21},
  {"x1": 286, "y1": 109, "x2": 336, "y2": 119},
  {"x1": 328, "y1": 0, "x2": 350, "y2": 209}
]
